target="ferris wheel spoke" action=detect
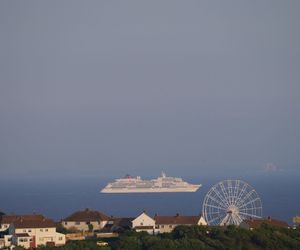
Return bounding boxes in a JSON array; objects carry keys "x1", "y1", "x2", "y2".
[
  {"x1": 209, "y1": 214, "x2": 224, "y2": 225},
  {"x1": 233, "y1": 180, "x2": 240, "y2": 202},
  {"x1": 227, "y1": 180, "x2": 232, "y2": 204},
  {"x1": 220, "y1": 214, "x2": 230, "y2": 225},
  {"x1": 229, "y1": 215, "x2": 239, "y2": 225},
  {"x1": 219, "y1": 182, "x2": 231, "y2": 207},
  {"x1": 204, "y1": 203, "x2": 227, "y2": 211},
  {"x1": 239, "y1": 208, "x2": 262, "y2": 214},
  {"x1": 238, "y1": 197, "x2": 260, "y2": 210},
  {"x1": 239, "y1": 206, "x2": 262, "y2": 211},
  {"x1": 233, "y1": 184, "x2": 248, "y2": 206},
  {"x1": 206, "y1": 211, "x2": 224, "y2": 215},
  {"x1": 205, "y1": 195, "x2": 228, "y2": 209},
  {"x1": 238, "y1": 211, "x2": 261, "y2": 219},
  {"x1": 235, "y1": 213, "x2": 243, "y2": 225},
  {"x1": 211, "y1": 187, "x2": 230, "y2": 207},
  {"x1": 236, "y1": 190, "x2": 255, "y2": 208},
  {"x1": 228, "y1": 181, "x2": 236, "y2": 205}
]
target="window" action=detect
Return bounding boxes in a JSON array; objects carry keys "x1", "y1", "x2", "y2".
[
  {"x1": 86, "y1": 221, "x2": 90, "y2": 225},
  {"x1": 169, "y1": 225, "x2": 172, "y2": 228},
  {"x1": 59, "y1": 237, "x2": 63, "y2": 241},
  {"x1": 40, "y1": 229, "x2": 43, "y2": 232},
  {"x1": 45, "y1": 229, "x2": 48, "y2": 232},
  {"x1": 64, "y1": 222, "x2": 68, "y2": 225},
  {"x1": 140, "y1": 222, "x2": 143, "y2": 226},
  {"x1": 161, "y1": 225, "x2": 164, "y2": 228},
  {"x1": 75, "y1": 222, "x2": 80, "y2": 225},
  {"x1": 23, "y1": 229, "x2": 26, "y2": 233},
  {"x1": 28, "y1": 229, "x2": 32, "y2": 232}
]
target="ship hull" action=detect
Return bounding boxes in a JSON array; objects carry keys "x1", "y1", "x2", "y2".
[{"x1": 101, "y1": 185, "x2": 201, "y2": 193}]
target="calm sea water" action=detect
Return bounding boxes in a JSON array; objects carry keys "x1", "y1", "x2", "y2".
[{"x1": 0, "y1": 171, "x2": 299, "y2": 224}]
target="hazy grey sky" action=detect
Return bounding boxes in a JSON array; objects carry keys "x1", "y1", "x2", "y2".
[{"x1": 1, "y1": 1, "x2": 299, "y2": 177}]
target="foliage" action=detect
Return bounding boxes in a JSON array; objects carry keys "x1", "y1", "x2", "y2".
[
  {"x1": 33, "y1": 225, "x2": 300, "y2": 250},
  {"x1": 35, "y1": 239, "x2": 113, "y2": 250},
  {"x1": 88, "y1": 223, "x2": 94, "y2": 232},
  {"x1": 111, "y1": 225, "x2": 300, "y2": 250}
]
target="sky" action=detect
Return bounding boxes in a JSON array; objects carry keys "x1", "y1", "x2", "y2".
[{"x1": 0, "y1": 1, "x2": 300, "y2": 178}]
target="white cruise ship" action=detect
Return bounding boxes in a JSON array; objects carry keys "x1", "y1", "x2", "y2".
[{"x1": 101, "y1": 172, "x2": 201, "y2": 193}]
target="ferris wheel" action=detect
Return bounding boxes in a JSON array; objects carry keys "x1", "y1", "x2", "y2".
[{"x1": 202, "y1": 180, "x2": 262, "y2": 226}]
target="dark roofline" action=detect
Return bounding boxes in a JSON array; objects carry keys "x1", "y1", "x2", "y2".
[{"x1": 63, "y1": 208, "x2": 109, "y2": 222}]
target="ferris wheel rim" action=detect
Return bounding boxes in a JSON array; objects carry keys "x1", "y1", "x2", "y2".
[{"x1": 202, "y1": 179, "x2": 262, "y2": 226}]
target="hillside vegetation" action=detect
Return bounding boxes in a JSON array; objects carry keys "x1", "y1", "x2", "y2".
[{"x1": 36, "y1": 224, "x2": 300, "y2": 250}]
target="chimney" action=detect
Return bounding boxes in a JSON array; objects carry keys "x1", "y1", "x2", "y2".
[{"x1": 176, "y1": 213, "x2": 179, "y2": 217}]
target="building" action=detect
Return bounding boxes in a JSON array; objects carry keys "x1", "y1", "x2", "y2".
[
  {"x1": 1, "y1": 214, "x2": 66, "y2": 249},
  {"x1": 240, "y1": 217, "x2": 289, "y2": 230},
  {"x1": 132, "y1": 212, "x2": 156, "y2": 234},
  {"x1": 154, "y1": 213, "x2": 207, "y2": 233},
  {"x1": 62, "y1": 208, "x2": 109, "y2": 232},
  {"x1": 0, "y1": 214, "x2": 44, "y2": 232}
]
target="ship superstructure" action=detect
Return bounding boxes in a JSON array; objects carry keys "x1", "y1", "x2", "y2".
[{"x1": 101, "y1": 172, "x2": 201, "y2": 193}]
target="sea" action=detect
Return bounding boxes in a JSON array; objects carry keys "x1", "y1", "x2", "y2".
[{"x1": 0, "y1": 170, "x2": 299, "y2": 224}]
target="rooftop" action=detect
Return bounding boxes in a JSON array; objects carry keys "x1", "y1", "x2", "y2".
[
  {"x1": 0, "y1": 214, "x2": 56, "y2": 229},
  {"x1": 63, "y1": 208, "x2": 109, "y2": 222},
  {"x1": 0, "y1": 214, "x2": 44, "y2": 224},
  {"x1": 243, "y1": 217, "x2": 289, "y2": 228},
  {"x1": 154, "y1": 214, "x2": 202, "y2": 225}
]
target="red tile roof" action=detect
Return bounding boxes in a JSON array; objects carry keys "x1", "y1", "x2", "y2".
[
  {"x1": 63, "y1": 208, "x2": 109, "y2": 222},
  {"x1": 0, "y1": 214, "x2": 44, "y2": 224},
  {"x1": 154, "y1": 214, "x2": 202, "y2": 225},
  {"x1": 1, "y1": 214, "x2": 56, "y2": 229},
  {"x1": 13, "y1": 218, "x2": 56, "y2": 229}
]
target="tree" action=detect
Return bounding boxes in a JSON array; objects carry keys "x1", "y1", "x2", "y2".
[{"x1": 88, "y1": 223, "x2": 94, "y2": 232}]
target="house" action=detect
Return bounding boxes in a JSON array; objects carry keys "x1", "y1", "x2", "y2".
[
  {"x1": 62, "y1": 208, "x2": 109, "y2": 232},
  {"x1": 0, "y1": 235, "x2": 12, "y2": 249},
  {"x1": 132, "y1": 212, "x2": 156, "y2": 234},
  {"x1": 154, "y1": 213, "x2": 207, "y2": 233},
  {"x1": 0, "y1": 214, "x2": 44, "y2": 232},
  {"x1": 240, "y1": 217, "x2": 289, "y2": 230},
  {"x1": 0, "y1": 214, "x2": 45, "y2": 248},
  {"x1": 0, "y1": 238, "x2": 4, "y2": 249},
  {"x1": 3, "y1": 214, "x2": 65, "y2": 249}
]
